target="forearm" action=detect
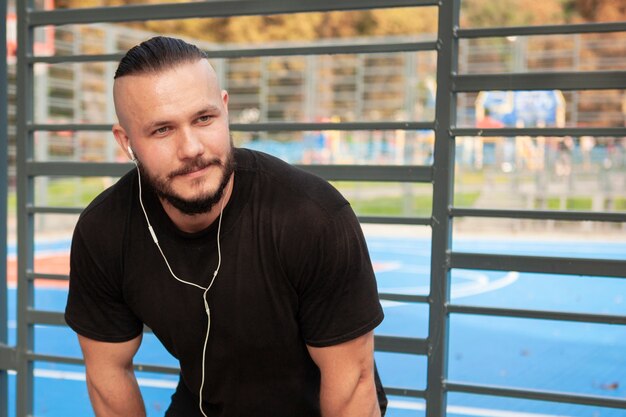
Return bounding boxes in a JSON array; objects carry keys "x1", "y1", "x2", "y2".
[
  {"x1": 319, "y1": 373, "x2": 380, "y2": 417},
  {"x1": 86, "y1": 367, "x2": 146, "y2": 417}
]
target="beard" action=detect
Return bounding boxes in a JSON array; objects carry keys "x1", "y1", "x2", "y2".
[{"x1": 138, "y1": 149, "x2": 236, "y2": 216}]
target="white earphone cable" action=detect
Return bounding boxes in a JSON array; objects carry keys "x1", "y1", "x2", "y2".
[{"x1": 134, "y1": 160, "x2": 226, "y2": 417}]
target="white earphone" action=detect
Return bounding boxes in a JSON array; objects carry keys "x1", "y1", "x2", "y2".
[
  {"x1": 131, "y1": 144, "x2": 224, "y2": 417},
  {"x1": 127, "y1": 145, "x2": 136, "y2": 161}
]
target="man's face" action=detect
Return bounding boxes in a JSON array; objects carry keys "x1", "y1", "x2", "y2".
[{"x1": 113, "y1": 59, "x2": 233, "y2": 215}]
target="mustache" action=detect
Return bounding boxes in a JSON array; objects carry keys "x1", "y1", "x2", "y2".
[{"x1": 168, "y1": 157, "x2": 222, "y2": 179}]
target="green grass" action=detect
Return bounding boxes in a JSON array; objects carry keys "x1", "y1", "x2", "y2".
[
  {"x1": 7, "y1": 178, "x2": 108, "y2": 211},
  {"x1": 541, "y1": 197, "x2": 593, "y2": 211},
  {"x1": 350, "y1": 192, "x2": 480, "y2": 216}
]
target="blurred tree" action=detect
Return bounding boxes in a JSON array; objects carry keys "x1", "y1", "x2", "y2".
[{"x1": 570, "y1": 0, "x2": 626, "y2": 22}]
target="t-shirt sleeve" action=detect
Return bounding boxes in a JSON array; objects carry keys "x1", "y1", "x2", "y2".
[
  {"x1": 292, "y1": 203, "x2": 384, "y2": 347},
  {"x1": 64, "y1": 218, "x2": 143, "y2": 342}
]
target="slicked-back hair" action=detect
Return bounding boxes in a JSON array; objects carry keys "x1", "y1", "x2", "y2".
[{"x1": 114, "y1": 36, "x2": 208, "y2": 79}]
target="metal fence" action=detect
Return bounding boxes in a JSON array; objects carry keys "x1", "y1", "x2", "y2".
[{"x1": 1, "y1": 1, "x2": 626, "y2": 416}]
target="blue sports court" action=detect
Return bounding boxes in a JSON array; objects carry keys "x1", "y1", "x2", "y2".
[{"x1": 5, "y1": 235, "x2": 626, "y2": 417}]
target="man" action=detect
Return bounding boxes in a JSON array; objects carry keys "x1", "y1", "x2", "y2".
[{"x1": 65, "y1": 36, "x2": 386, "y2": 417}]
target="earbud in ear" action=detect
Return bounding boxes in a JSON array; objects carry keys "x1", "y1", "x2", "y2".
[{"x1": 127, "y1": 146, "x2": 136, "y2": 161}]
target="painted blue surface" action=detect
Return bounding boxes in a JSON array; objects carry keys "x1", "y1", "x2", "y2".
[{"x1": 5, "y1": 237, "x2": 626, "y2": 416}]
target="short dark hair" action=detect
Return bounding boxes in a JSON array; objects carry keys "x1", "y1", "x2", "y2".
[{"x1": 114, "y1": 36, "x2": 208, "y2": 79}]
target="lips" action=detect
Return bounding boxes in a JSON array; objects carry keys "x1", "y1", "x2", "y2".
[{"x1": 169, "y1": 159, "x2": 220, "y2": 179}]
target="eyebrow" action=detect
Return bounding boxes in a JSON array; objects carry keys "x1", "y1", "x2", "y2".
[{"x1": 143, "y1": 105, "x2": 221, "y2": 133}]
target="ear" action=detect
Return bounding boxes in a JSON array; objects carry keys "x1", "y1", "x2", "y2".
[
  {"x1": 113, "y1": 123, "x2": 134, "y2": 161},
  {"x1": 221, "y1": 90, "x2": 229, "y2": 115}
]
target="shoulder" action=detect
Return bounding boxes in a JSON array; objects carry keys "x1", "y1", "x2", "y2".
[
  {"x1": 74, "y1": 169, "x2": 135, "y2": 242},
  {"x1": 235, "y1": 147, "x2": 349, "y2": 222}
]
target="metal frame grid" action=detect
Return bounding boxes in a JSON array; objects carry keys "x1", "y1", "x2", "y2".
[
  {"x1": 1, "y1": 1, "x2": 9, "y2": 417},
  {"x1": 1, "y1": 0, "x2": 626, "y2": 416}
]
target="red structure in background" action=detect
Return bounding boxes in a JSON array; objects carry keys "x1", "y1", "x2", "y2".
[{"x1": 6, "y1": 0, "x2": 55, "y2": 61}]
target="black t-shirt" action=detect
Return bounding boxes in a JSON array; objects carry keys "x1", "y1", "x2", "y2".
[{"x1": 65, "y1": 148, "x2": 384, "y2": 416}]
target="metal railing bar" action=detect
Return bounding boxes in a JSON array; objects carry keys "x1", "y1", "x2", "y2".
[
  {"x1": 0, "y1": 344, "x2": 17, "y2": 372},
  {"x1": 29, "y1": 121, "x2": 435, "y2": 132},
  {"x1": 27, "y1": 206, "x2": 83, "y2": 215},
  {"x1": 29, "y1": 41, "x2": 438, "y2": 64},
  {"x1": 358, "y1": 216, "x2": 433, "y2": 226},
  {"x1": 26, "y1": 353, "x2": 83, "y2": 367},
  {"x1": 383, "y1": 387, "x2": 427, "y2": 399},
  {"x1": 457, "y1": 21, "x2": 626, "y2": 39},
  {"x1": 28, "y1": 0, "x2": 438, "y2": 26},
  {"x1": 298, "y1": 165, "x2": 433, "y2": 182},
  {"x1": 453, "y1": 71, "x2": 626, "y2": 92},
  {"x1": 27, "y1": 161, "x2": 131, "y2": 177},
  {"x1": 447, "y1": 304, "x2": 626, "y2": 325},
  {"x1": 26, "y1": 161, "x2": 433, "y2": 182},
  {"x1": 229, "y1": 121, "x2": 435, "y2": 132},
  {"x1": 25, "y1": 353, "x2": 180, "y2": 375},
  {"x1": 378, "y1": 293, "x2": 430, "y2": 303},
  {"x1": 451, "y1": 127, "x2": 626, "y2": 138},
  {"x1": 28, "y1": 53, "x2": 121, "y2": 64},
  {"x1": 26, "y1": 310, "x2": 65, "y2": 326},
  {"x1": 445, "y1": 381, "x2": 626, "y2": 409},
  {"x1": 451, "y1": 252, "x2": 626, "y2": 279},
  {"x1": 29, "y1": 124, "x2": 111, "y2": 131},
  {"x1": 374, "y1": 335, "x2": 429, "y2": 355},
  {"x1": 450, "y1": 208, "x2": 626, "y2": 223},
  {"x1": 27, "y1": 273, "x2": 68, "y2": 282}
]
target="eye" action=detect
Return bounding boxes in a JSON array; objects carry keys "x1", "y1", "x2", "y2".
[
  {"x1": 153, "y1": 126, "x2": 170, "y2": 136},
  {"x1": 196, "y1": 115, "x2": 212, "y2": 124}
]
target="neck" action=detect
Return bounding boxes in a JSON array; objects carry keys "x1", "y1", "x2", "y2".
[{"x1": 161, "y1": 174, "x2": 234, "y2": 233}]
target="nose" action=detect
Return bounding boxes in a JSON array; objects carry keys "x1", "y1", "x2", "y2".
[{"x1": 177, "y1": 127, "x2": 205, "y2": 160}]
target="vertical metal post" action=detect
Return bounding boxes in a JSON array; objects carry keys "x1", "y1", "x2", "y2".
[
  {"x1": 427, "y1": 0, "x2": 460, "y2": 416},
  {"x1": 16, "y1": 0, "x2": 36, "y2": 415},
  {"x1": 0, "y1": 0, "x2": 10, "y2": 415}
]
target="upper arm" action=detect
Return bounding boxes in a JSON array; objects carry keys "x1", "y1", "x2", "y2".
[
  {"x1": 79, "y1": 333, "x2": 142, "y2": 373},
  {"x1": 307, "y1": 331, "x2": 379, "y2": 416},
  {"x1": 307, "y1": 330, "x2": 375, "y2": 382}
]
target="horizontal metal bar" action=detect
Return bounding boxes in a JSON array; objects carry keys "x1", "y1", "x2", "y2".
[
  {"x1": 457, "y1": 21, "x2": 626, "y2": 39},
  {"x1": 230, "y1": 121, "x2": 435, "y2": 132},
  {"x1": 378, "y1": 293, "x2": 429, "y2": 303},
  {"x1": 29, "y1": 53, "x2": 121, "y2": 64},
  {"x1": 374, "y1": 335, "x2": 429, "y2": 355},
  {"x1": 0, "y1": 344, "x2": 17, "y2": 371},
  {"x1": 26, "y1": 353, "x2": 83, "y2": 367},
  {"x1": 28, "y1": 273, "x2": 69, "y2": 282},
  {"x1": 297, "y1": 165, "x2": 433, "y2": 182},
  {"x1": 29, "y1": 124, "x2": 112, "y2": 131},
  {"x1": 453, "y1": 71, "x2": 626, "y2": 92},
  {"x1": 27, "y1": 310, "x2": 65, "y2": 326},
  {"x1": 30, "y1": 121, "x2": 435, "y2": 132},
  {"x1": 27, "y1": 161, "x2": 130, "y2": 177},
  {"x1": 447, "y1": 304, "x2": 626, "y2": 325},
  {"x1": 445, "y1": 381, "x2": 626, "y2": 409},
  {"x1": 383, "y1": 386, "x2": 427, "y2": 399},
  {"x1": 451, "y1": 252, "x2": 626, "y2": 278},
  {"x1": 29, "y1": 0, "x2": 437, "y2": 26},
  {"x1": 451, "y1": 127, "x2": 626, "y2": 138},
  {"x1": 26, "y1": 161, "x2": 432, "y2": 183},
  {"x1": 29, "y1": 41, "x2": 437, "y2": 64},
  {"x1": 450, "y1": 208, "x2": 626, "y2": 223},
  {"x1": 358, "y1": 216, "x2": 432, "y2": 226},
  {"x1": 28, "y1": 206, "x2": 83, "y2": 215},
  {"x1": 27, "y1": 353, "x2": 179, "y2": 375},
  {"x1": 206, "y1": 41, "x2": 438, "y2": 58}
]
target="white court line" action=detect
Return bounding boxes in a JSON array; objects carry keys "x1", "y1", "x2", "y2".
[
  {"x1": 380, "y1": 271, "x2": 520, "y2": 307},
  {"x1": 389, "y1": 400, "x2": 573, "y2": 417}
]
